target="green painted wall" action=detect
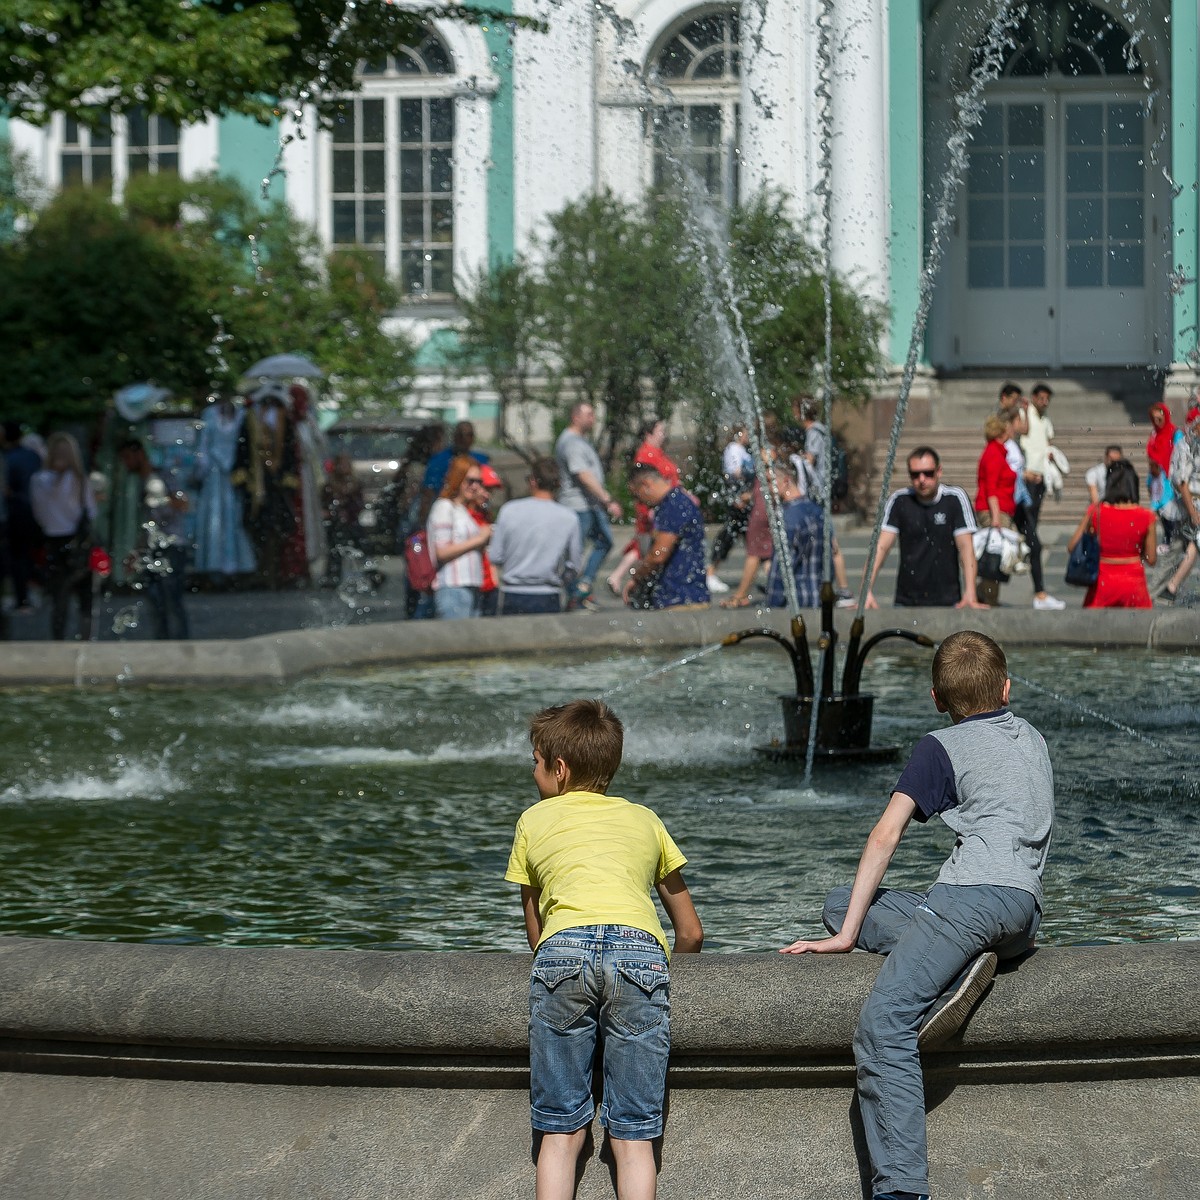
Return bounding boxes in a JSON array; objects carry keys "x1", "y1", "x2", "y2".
[
  {"x1": 887, "y1": 0, "x2": 924, "y2": 367},
  {"x1": 218, "y1": 114, "x2": 285, "y2": 206},
  {"x1": 1171, "y1": 0, "x2": 1199, "y2": 365},
  {"x1": 477, "y1": 2, "x2": 516, "y2": 265}
]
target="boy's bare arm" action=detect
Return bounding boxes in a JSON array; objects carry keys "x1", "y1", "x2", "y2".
[
  {"x1": 657, "y1": 869, "x2": 703, "y2": 953},
  {"x1": 779, "y1": 792, "x2": 916, "y2": 954},
  {"x1": 520, "y1": 885, "x2": 543, "y2": 951}
]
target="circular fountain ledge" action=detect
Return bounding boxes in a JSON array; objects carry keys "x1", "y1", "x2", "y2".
[{"x1": 2, "y1": 605, "x2": 1198, "y2": 687}]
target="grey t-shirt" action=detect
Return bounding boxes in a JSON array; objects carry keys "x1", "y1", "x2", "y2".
[
  {"x1": 894, "y1": 708, "x2": 1054, "y2": 906},
  {"x1": 555, "y1": 428, "x2": 605, "y2": 513},
  {"x1": 804, "y1": 422, "x2": 829, "y2": 501},
  {"x1": 489, "y1": 496, "x2": 583, "y2": 594}
]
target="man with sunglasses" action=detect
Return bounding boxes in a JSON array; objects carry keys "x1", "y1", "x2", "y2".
[{"x1": 864, "y1": 447, "x2": 986, "y2": 609}]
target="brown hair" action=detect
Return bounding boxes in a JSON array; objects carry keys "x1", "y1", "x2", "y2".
[
  {"x1": 441, "y1": 454, "x2": 481, "y2": 500},
  {"x1": 932, "y1": 631, "x2": 1008, "y2": 723},
  {"x1": 529, "y1": 457, "x2": 560, "y2": 493},
  {"x1": 529, "y1": 699, "x2": 624, "y2": 792}
]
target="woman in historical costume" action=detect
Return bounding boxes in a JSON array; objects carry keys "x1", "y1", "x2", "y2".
[
  {"x1": 233, "y1": 385, "x2": 298, "y2": 591},
  {"x1": 277, "y1": 384, "x2": 327, "y2": 586},
  {"x1": 193, "y1": 397, "x2": 256, "y2": 582}
]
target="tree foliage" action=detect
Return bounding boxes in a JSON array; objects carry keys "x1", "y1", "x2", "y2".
[
  {"x1": 457, "y1": 189, "x2": 884, "y2": 473},
  {"x1": 1, "y1": 1, "x2": 541, "y2": 129},
  {"x1": 0, "y1": 172, "x2": 414, "y2": 428}
]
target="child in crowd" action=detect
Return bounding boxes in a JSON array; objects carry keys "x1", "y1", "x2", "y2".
[
  {"x1": 506, "y1": 699, "x2": 703, "y2": 1200},
  {"x1": 781, "y1": 630, "x2": 1054, "y2": 1200}
]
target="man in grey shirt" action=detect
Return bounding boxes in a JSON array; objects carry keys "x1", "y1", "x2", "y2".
[
  {"x1": 489, "y1": 459, "x2": 583, "y2": 616},
  {"x1": 554, "y1": 401, "x2": 622, "y2": 609}
]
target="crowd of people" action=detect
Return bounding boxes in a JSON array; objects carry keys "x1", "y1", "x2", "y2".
[
  {"x1": 5, "y1": 384, "x2": 1198, "y2": 635},
  {"x1": 0, "y1": 383, "x2": 368, "y2": 640}
]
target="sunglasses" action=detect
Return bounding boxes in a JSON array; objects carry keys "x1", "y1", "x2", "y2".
[
  {"x1": 909, "y1": 468, "x2": 937, "y2": 480},
  {"x1": 464, "y1": 476, "x2": 485, "y2": 485}
]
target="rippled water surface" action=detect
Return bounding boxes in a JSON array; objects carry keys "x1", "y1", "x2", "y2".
[{"x1": 2, "y1": 645, "x2": 1198, "y2": 951}]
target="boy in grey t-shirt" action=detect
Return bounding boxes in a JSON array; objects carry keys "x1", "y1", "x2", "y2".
[{"x1": 781, "y1": 630, "x2": 1054, "y2": 1200}]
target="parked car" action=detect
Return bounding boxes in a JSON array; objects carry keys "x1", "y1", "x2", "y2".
[{"x1": 325, "y1": 418, "x2": 427, "y2": 552}]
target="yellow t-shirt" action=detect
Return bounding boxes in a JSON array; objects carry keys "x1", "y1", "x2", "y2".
[{"x1": 505, "y1": 790, "x2": 687, "y2": 956}]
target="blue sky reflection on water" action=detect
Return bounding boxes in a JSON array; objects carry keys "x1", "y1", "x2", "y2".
[{"x1": 1, "y1": 645, "x2": 1197, "y2": 952}]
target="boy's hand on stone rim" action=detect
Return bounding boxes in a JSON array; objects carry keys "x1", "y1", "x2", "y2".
[{"x1": 779, "y1": 932, "x2": 856, "y2": 955}]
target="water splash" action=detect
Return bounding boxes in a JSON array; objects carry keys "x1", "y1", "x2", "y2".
[
  {"x1": 1011, "y1": 670, "x2": 1200, "y2": 766},
  {"x1": 803, "y1": 0, "x2": 838, "y2": 786},
  {"x1": 599, "y1": 642, "x2": 725, "y2": 698},
  {"x1": 661, "y1": 139, "x2": 801, "y2": 615}
]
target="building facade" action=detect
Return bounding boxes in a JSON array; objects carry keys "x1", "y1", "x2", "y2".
[{"x1": 6, "y1": 0, "x2": 1198, "y2": 417}]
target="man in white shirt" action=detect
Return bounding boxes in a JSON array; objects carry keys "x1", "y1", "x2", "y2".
[{"x1": 1086, "y1": 445, "x2": 1124, "y2": 504}]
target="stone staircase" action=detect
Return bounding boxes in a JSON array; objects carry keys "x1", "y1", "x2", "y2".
[{"x1": 864, "y1": 370, "x2": 1163, "y2": 526}]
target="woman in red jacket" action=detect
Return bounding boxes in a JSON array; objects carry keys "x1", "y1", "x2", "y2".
[{"x1": 974, "y1": 413, "x2": 1017, "y2": 605}]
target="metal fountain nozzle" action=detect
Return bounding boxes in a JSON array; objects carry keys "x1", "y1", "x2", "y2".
[
  {"x1": 842, "y1": 629, "x2": 938, "y2": 697},
  {"x1": 720, "y1": 625, "x2": 814, "y2": 696}
]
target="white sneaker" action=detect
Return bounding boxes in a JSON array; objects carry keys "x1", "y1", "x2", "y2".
[
  {"x1": 1033, "y1": 595, "x2": 1066, "y2": 610},
  {"x1": 706, "y1": 574, "x2": 730, "y2": 594}
]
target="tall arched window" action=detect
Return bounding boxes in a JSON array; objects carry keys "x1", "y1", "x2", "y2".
[
  {"x1": 647, "y1": 10, "x2": 740, "y2": 203},
  {"x1": 328, "y1": 29, "x2": 456, "y2": 299},
  {"x1": 970, "y1": 0, "x2": 1143, "y2": 77}
]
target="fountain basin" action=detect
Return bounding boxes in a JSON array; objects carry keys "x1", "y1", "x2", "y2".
[{"x1": 0, "y1": 935, "x2": 1196, "y2": 1199}]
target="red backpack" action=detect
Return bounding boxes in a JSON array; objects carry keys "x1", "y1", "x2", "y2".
[{"x1": 404, "y1": 530, "x2": 437, "y2": 592}]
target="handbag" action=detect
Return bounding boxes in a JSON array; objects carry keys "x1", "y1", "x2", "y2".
[
  {"x1": 974, "y1": 528, "x2": 1010, "y2": 583},
  {"x1": 1065, "y1": 508, "x2": 1100, "y2": 587},
  {"x1": 403, "y1": 529, "x2": 437, "y2": 592}
]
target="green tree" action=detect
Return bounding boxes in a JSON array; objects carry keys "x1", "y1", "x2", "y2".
[
  {"x1": 453, "y1": 257, "x2": 544, "y2": 462},
  {"x1": 535, "y1": 191, "x2": 701, "y2": 470},
  {"x1": 728, "y1": 192, "x2": 885, "y2": 415},
  {"x1": 1, "y1": 1, "x2": 541, "y2": 129},
  {"x1": 456, "y1": 188, "x2": 882, "y2": 483},
  {"x1": 0, "y1": 173, "x2": 413, "y2": 428}
]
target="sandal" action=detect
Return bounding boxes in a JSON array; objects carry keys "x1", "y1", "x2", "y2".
[{"x1": 720, "y1": 594, "x2": 752, "y2": 608}]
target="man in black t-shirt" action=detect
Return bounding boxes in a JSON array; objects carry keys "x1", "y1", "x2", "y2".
[{"x1": 865, "y1": 447, "x2": 988, "y2": 608}]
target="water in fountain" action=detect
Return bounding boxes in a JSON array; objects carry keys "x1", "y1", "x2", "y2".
[{"x1": 2, "y1": 647, "x2": 1196, "y2": 950}]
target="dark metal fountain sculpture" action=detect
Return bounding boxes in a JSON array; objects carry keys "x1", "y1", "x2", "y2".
[{"x1": 723, "y1": 583, "x2": 934, "y2": 763}]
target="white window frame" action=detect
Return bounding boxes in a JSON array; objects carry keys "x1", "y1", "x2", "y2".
[
  {"x1": 48, "y1": 109, "x2": 183, "y2": 200},
  {"x1": 310, "y1": 23, "x2": 498, "y2": 306},
  {"x1": 645, "y1": 8, "x2": 742, "y2": 206}
]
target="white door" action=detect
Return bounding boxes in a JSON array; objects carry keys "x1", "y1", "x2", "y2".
[{"x1": 956, "y1": 90, "x2": 1150, "y2": 367}]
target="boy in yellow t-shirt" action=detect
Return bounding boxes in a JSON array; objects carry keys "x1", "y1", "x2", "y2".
[{"x1": 506, "y1": 699, "x2": 703, "y2": 1200}]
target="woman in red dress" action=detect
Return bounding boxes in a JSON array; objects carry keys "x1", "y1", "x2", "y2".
[
  {"x1": 1067, "y1": 459, "x2": 1156, "y2": 608},
  {"x1": 974, "y1": 413, "x2": 1017, "y2": 606}
]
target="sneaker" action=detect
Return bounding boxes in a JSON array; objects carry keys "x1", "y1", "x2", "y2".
[
  {"x1": 1032, "y1": 595, "x2": 1066, "y2": 610},
  {"x1": 1158, "y1": 584, "x2": 1177, "y2": 604},
  {"x1": 918, "y1": 951, "x2": 998, "y2": 1049},
  {"x1": 577, "y1": 595, "x2": 600, "y2": 613},
  {"x1": 835, "y1": 595, "x2": 857, "y2": 609},
  {"x1": 706, "y1": 573, "x2": 730, "y2": 594}
]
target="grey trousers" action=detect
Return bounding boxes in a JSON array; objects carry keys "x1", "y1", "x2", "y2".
[{"x1": 823, "y1": 882, "x2": 1039, "y2": 1197}]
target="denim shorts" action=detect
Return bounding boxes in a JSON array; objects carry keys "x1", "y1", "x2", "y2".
[{"x1": 529, "y1": 925, "x2": 671, "y2": 1140}]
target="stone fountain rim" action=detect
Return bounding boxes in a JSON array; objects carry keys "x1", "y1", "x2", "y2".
[{"x1": 1, "y1": 605, "x2": 1196, "y2": 688}]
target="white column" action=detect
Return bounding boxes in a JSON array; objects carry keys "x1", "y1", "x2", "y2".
[
  {"x1": 512, "y1": 0, "x2": 597, "y2": 258},
  {"x1": 829, "y1": 0, "x2": 888, "y2": 301},
  {"x1": 739, "y1": 0, "x2": 815, "y2": 214}
]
